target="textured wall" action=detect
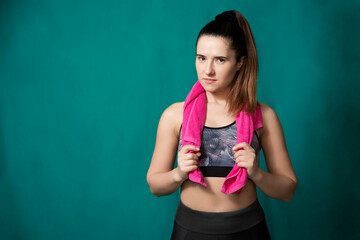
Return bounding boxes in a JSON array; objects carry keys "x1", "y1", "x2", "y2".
[{"x1": 0, "y1": 0, "x2": 359, "y2": 239}]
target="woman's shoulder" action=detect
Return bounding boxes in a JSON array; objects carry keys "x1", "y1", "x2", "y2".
[
  {"x1": 257, "y1": 102, "x2": 278, "y2": 139},
  {"x1": 159, "y1": 101, "x2": 184, "y2": 137},
  {"x1": 258, "y1": 102, "x2": 278, "y2": 124},
  {"x1": 162, "y1": 101, "x2": 184, "y2": 120},
  {"x1": 258, "y1": 102, "x2": 272, "y2": 113}
]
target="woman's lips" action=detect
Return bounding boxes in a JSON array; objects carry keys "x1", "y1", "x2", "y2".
[{"x1": 204, "y1": 78, "x2": 216, "y2": 84}]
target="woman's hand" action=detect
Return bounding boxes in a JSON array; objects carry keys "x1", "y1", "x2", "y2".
[
  {"x1": 175, "y1": 145, "x2": 201, "y2": 182},
  {"x1": 233, "y1": 142, "x2": 259, "y2": 179}
]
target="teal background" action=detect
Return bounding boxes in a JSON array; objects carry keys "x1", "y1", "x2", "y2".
[{"x1": 1, "y1": 0, "x2": 359, "y2": 239}]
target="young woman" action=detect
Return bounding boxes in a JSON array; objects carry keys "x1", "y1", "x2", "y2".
[{"x1": 147, "y1": 10, "x2": 297, "y2": 239}]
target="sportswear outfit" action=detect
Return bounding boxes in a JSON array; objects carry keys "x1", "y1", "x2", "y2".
[{"x1": 170, "y1": 81, "x2": 271, "y2": 239}]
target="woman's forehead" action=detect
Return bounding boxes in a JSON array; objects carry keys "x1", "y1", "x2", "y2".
[{"x1": 196, "y1": 35, "x2": 234, "y2": 57}]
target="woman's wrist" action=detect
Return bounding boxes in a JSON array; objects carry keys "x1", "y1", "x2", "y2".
[
  {"x1": 249, "y1": 168, "x2": 264, "y2": 183},
  {"x1": 172, "y1": 167, "x2": 187, "y2": 184}
]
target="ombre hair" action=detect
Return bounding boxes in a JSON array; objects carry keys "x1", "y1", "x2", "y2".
[{"x1": 195, "y1": 10, "x2": 259, "y2": 115}]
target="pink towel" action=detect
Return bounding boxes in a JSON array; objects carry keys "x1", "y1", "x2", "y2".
[{"x1": 181, "y1": 81, "x2": 263, "y2": 194}]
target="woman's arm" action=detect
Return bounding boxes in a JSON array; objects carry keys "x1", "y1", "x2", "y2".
[
  {"x1": 146, "y1": 103, "x2": 185, "y2": 197},
  {"x1": 251, "y1": 103, "x2": 298, "y2": 202}
]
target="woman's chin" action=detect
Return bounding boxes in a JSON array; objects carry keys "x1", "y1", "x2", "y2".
[
  {"x1": 200, "y1": 82, "x2": 216, "y2": 91},
  {"x1": 202, "y1": 86, "x2": 216, "y2": 93}
]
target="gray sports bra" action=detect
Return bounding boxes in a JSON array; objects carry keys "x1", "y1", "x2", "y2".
[{"x1": 177, "y1": 121, "x2": 261, "y2": 177}]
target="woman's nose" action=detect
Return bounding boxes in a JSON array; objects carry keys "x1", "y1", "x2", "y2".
[{"x1": 205, "y1": 61, "x2": 215, "y2": 75}]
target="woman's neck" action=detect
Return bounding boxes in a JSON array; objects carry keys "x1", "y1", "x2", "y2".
[
  {"x1": 205, "y1": 90, "x2": 229, "y2": 104},
  {"x1": 205, "y1": 90, "x2": 237, "y2": 118}
]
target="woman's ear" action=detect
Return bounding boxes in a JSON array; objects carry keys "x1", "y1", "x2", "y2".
[{"x1": 236, "y1": 56, "x2": 245, "y2": 71}]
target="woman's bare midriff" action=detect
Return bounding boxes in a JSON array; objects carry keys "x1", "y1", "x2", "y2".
[{"x1": 180, "y1": 178, "x2": 257, "y2": 212}]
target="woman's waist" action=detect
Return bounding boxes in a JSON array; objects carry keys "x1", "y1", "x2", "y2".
[
  {"x1": 180, "y1": 177, "x2": 257, "y2": 212},
  {"x1": 174, "y1": 195, "x2": 265, "y2": 234}
]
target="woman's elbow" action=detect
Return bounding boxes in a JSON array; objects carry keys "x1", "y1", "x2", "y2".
[
  {"x1": 149, "y1": 188, "x2": 161, "y2": 197},
  {"x1": 283, "y1": 179, "x2": 298, "y2": 202},
  {"x1": 146, "y1": 173, "x2": 162, "y2": 197},
  {"x1": 146, "y1": 176, "x2": 155, "y2": 196}
]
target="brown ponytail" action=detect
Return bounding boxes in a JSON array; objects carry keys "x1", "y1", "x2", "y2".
[{"x1": 226, "y1": 10, "x2": 259, "y2": 116}]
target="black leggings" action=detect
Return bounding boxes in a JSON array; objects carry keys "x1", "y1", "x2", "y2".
[{"x1": 170, "y1": 199, "x2": 271, "y2": 240}]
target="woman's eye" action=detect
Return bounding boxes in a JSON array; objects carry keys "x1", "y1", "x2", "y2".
[
  {"x1": 197, "y1": 56, "x2": 205, "y2": 61},
  {"x1": 217, "y1": 58, "x2": 225, "y2": 63}
]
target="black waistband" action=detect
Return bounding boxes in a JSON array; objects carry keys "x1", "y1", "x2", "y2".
[
  {"x1": 174, "y1": 198, "x2": 265, "y2": 234},
  {"x1": 199, "y1": 166, "x2": 233, "y2": 177}
]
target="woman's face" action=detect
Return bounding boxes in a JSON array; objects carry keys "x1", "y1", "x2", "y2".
[{"x1": 195, "y1": 35, "x2": 243, "y2": 96}]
